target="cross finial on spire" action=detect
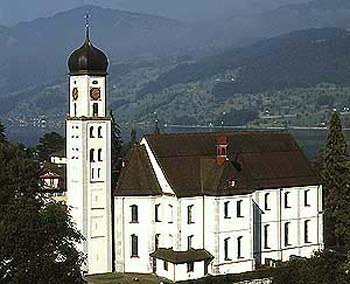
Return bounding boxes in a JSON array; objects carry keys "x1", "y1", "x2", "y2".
[
  {"x1": 85, "y1": 12, "x2": 90, "y2": 40},
  {"x1": 221, "y1": 111, "x2": 226, "y2": 131}
]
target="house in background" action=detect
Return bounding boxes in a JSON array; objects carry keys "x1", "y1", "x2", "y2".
[
  {"x1": 114, "y1": 132, "x2": 323, "y2": 282},
  {"x1": 38, "y1": 162, "x2": 66, "y2": 203}
]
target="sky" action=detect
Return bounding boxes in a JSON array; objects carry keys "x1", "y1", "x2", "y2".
[{"x1": 0, "y1": 0, "x2": 309, "y2": 26}]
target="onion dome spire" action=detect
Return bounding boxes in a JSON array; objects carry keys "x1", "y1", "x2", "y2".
[{"x1": 68, "y1": 13, "x2": 108, "y2": 76}]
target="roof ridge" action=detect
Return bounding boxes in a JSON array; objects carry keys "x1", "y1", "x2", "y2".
[{"x1": 145, "y1": 130, "x2": 290, "y2": 138}]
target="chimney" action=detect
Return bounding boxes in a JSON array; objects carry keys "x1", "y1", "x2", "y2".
[{"x1": 216, "y1": 135, "x2": 228, "y2": 166}]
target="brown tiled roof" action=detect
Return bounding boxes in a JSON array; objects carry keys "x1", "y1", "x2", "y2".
[
  {"x1": 114, "y1": 145, "x2": 161, "y2": 196},
  {"x1": 144, "y1": 131, "x2": 320, "y2": 197},
  {"x1": 150, "y1": 248, "x2": 213, "y2": 264}
]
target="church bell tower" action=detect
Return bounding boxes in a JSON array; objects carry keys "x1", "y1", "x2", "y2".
[{"x1": 66, "y1": 17, "x2": 112, "y2": 274}]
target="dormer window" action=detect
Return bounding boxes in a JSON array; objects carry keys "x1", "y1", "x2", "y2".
[{"x1": 228, "y1": 180, "x2": 236, "y2": 188}]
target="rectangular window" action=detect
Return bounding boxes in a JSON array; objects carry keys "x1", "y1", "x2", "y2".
[
  {"x1": 155, "y1": 204, "x2": 161, "y2": 222},
  {"x1": 224, "y1": 201, "x2": 230, "y2": 219},
  {"x1": 131, "y1": 235, "x2": 138, "y2": 257},
  {"x1": 304, "y1": 190, "x2": 310, "y2": 207},
  {"x1": 224, "y1": 238, "x2": 230, "y2": 260},
  {"x1": 264, "y1": 224, "x2": 270, "y2": 249},
  {"x1": 284, "y1": 222, "x2": 290, "y2": 247},
  {"x1": 187, "y1": 261, "x2": 194, "y2": 272},
  {"x1": 304, "y1": 220, "x2": 310, "y2": 243},
  {"x1": 92, "y1": 103, "x2": 98, "y2": 117},
  {"x1": 237, "y1": 236, "x2": 243, "y2": 258},
  {"x1": 237, "y1": 200, "x2": 243, "y2": 217},
  {"x1": 131, "y1": 205, "x2": 138, "y2": 223},
  {"x1": 169, "y1": 205, "x2": 173, "y2": 223},
  {"x1": 187, "y1": 235, "x2": 193, "y2": 250},
  {"x1": 264, "y1": 193, "x2": 270, "y2": 211},
  {"x1": 163, "y1": 260, "x2": 168, "y2": 271},
  {"x1": 187, "y1": 205, "x2": 194, "y2": 224}
]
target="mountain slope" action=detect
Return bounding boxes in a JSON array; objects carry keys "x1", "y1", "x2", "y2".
[
  {"x1": 0, "y1": 5, "x2": 188, "y2": 93},
  {"x1": 138, "y1": 28, "x2": 350, "y2": 96}
]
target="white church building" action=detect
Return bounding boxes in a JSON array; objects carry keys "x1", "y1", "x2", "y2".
[{"x1": 65, "y1": 25, "x2": 324, "y2": 282}]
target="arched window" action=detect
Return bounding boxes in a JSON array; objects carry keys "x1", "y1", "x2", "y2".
[
  {"x1": 264, "y1": 224, "x2": 270, "y2": 249},
  {"x1": 284, "y1": 222, "x2": 290, "y2": 246},
  {"x1": 92, "y1": 103, "x2": 98, "y2": 117},
  {"x1": 236, "y1": 200, "x2": 243, "y2": 217},
  {"x1": 237, "y1": 236, "x2": 243, "y2": 258},
  {"x1": 224, "y1": 237, "x2": 230, "y2": 260},
  {"x1": 304, "y1": 220, "x2": 311, "y2": 243},
  {"x1": 187, "y1": 235, "x2": 194, "y2": 250},
  {"x1": 284, "y1": 192, "x2": 291, "y2": 208},
  {"x1": 90, "y1": 149, "x2": 95, "y2": 162},
  {"x1": 98, "y1": 149, "x2": 102, "y2": 161},
  {"x1": 264, "y1": 193, "x2": 270, "y2": 211},
  {"x1": 187, "y1": 205, "x2": 194, "y2": 224},
  {"x1": 224, "y1": 201, "x2": 230, "y2": 219},
  {"x1": 168, "y1": 205, "x2": 173, "y2": 223},
  {"x1": 131, "y1": 234, "x2": 138, "y2": 257},
  {"x1": 98, "y1": 126, "x2": 103, "y2": 138},
  {"x1": 90, "y1": 126, "x2": 94, "y2": 138},
  {"x1": 304, "y1": 190, "x2": 310, "y2": 207},
  {"x1": 222, "y1": 147, "x2": 226, "y2": 156},
  {"x1": 130, "y1": 205, "x2": 138, "y2": 223}
]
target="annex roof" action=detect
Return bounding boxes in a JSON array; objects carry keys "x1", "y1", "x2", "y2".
[{"x1": 151, "y1": 248, "x2": 213, "y2": 264}]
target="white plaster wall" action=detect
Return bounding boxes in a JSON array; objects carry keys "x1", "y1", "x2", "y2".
[
  {"x1": 204, "y1": 195, "x2": 254, "y2": 276},
  {"x1": 255, "y1": 186, "x2": 323, "y2": 265},
  {"x1": 69, "y1": 76, "x2": 106, "y2": 118},
  {"x1": 154, "y1": 195, "x2": 178, "y2": 250},
  {"x1": 121, "y1": 196, "x2": 157, "y2": 273},
  {"x1": 155, "y1": 259, "x2": 175, "y2": 282},
  {"x1": 174, "y1": 261, "x2": 205, "y2": 282},
  {"x1": 179, "y1": 197, "x2": 204, "y2": 250},
  {"x1": 140, "y1": 138, "x2": 175, "y2": 195}
]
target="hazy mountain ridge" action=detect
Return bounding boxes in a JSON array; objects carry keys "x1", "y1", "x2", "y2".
[{"x1": 0, "y1": 5, "x2": 190, "y2": 93}]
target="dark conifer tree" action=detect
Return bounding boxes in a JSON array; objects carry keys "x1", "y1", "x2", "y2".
[
  {"x1": 321, "y1": 111, "x2": 350, "y2": 251},
  {"x1": 110, "y1": 110, "x2": 123, "y2": 189},
  {"x1": 36, "y1": 132, "x2": 65, "y2": 162}
]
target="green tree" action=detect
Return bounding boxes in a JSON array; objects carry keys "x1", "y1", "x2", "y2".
[
  {"x1": 0, "y1": 141, "x2": 84, "y2": 283},
  {"x1": 321, "y1": 111, "x2": 350, "y2": 251},
  {"x1": 272, "y1": 250, "x2": 350, "y2": 284},
  {"x1": 110, "y1": 110, "x2": 123, "y2": 189},
  {"x1": 36, "y1": 132, "x2": 65, "y2": 162}
]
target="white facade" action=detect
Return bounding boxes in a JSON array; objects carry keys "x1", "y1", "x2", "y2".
[
  {"x1": 114, "y1": 137, "x2": 324, "y2": 282},
  {"x1": 66, "y1": 74, "x2": 112, "y2": 274}
]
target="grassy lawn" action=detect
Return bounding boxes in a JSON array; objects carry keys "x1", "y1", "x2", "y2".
[{"x1": 85, "y1": 272, "x2": 170, "y2": 284}]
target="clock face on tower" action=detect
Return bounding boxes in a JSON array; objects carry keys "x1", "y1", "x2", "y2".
[
  {"x1": 72, "y1": 88, "x2": 79, "y2": 100},
  {"x1": 90, "y1": 88, "x2": 101, "y2": 100}
]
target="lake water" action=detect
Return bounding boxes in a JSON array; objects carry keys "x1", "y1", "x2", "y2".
[{"x1": 6, "y1": 125, "x2": 337, "y2": 159}]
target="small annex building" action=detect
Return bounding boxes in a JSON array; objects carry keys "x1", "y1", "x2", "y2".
[{"x1": 113, "y1": 131, "x2": 323, "y2": 282}]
